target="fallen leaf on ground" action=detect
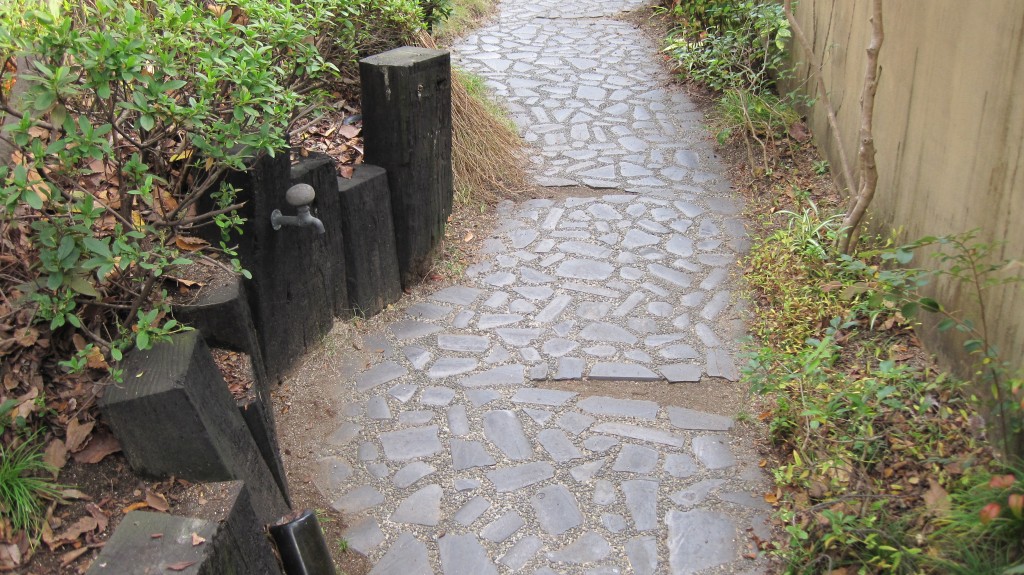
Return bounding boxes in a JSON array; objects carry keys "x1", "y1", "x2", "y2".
[
  {"x1": 60, "y1": 488, "x2": 91, "y2": 500},
  {"x1": 65, "y1": 418, "x2": 95, "y2": 453},
  {"x1": 174, "y1": 236, "x2": 210, "y2": 252},
  {"x1": 43, "y1": 439, "x2": 68, "y2": 474},
  {"x1": 86, "y1": 503, "x2": 109, "y2": 533},
  {"x1": 339, "y1": 165, "x2": 354, "y2": 179},
  {"x1": 191, "y1": 532, "x2": 205, "y2": 546},
  {"x1": 923, "y1": 479, "x2": 950, "y2": 514},
  {"x1": 123, "y1": 501, "x2": 149, "y2": 513},
  {"x1": 167, "y1": 560, "x2": 197, "y2": 571},
  {"x1": 73, "y1": 431, "x2": 121, "y2": 464},
  {"x1": 337, "y1": 124, "x2": 360, "y2": 139},
  {"x1": 60, "y1": 547, "x2": 90, "y2": 566},
  {"x1": 48, "y1": 516, "x2": 98, "y2": 550},
  {"x1": 146, "y1": 490, "x2": 169, "y2": 512}
]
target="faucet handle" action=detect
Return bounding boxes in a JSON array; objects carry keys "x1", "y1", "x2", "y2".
[{"x1": 285, "y1": 183, "x2": 316, "y2": 207}]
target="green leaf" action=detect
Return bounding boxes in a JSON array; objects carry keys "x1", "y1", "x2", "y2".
[
  {"x1": 68, "y1": 275, "x2": 100, "y2": 298},
  {"x1": 139, "y1": 114, "x2": 155, "y2": 131},
  {"x1": 899, "y1": 302, "x2": 918, "y2": 318},
  {"x1": 136, "y1": 330, "x2": 150, "y2": 350},
  {"x1": 919, "y1": 297, "x2": 942, "y2": 313},
  {"x1": 937, "y1": 318, "x2": 957, "y2": 331}
]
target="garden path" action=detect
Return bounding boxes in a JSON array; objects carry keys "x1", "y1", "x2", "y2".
[{"x1": 313, "y1": 1, "x2": 771, "y2": 572}]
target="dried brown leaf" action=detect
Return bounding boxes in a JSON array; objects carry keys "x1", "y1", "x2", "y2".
[
  {"x1": 60, "y1": 488, "x2": 91, "y2": 501},
  {"x1": 86, "y1": 503, "x2": 109, "y2": 533},
  {"x1": 174, "y1": 236, "x2": 210, "y2": 252},
  {"x1": 339, "y1": 165, "x2": 354, "y2": 179},
  {"x1": 167, "y1": 560, "x2": 197, "y2": 571},
  {"x1": 337, "y1": 124, "x2": 360, "y2": 139},
  {"x1": 43, "y1": 439, "x2": 67, "y2": 474},
  {"x1": 146, "y1": 490, "x2": 169, "y2": 512},
  {"x1": 72, "y1": 431, "x2": 121, "y2": 464},
  {"x1": 191, "y1": 532, "x2": 205, "y2": 546},
  {"x1": 65, "y1": 418, "x2": 95, "y2": 453},
  {"x1": 48, "y1": 516, "x2": 98, "y2": 550},
  {"x1": 60, "y1": 546, "x2": 90, "y2": 566},
  {"x1": 923, "y1": 478, "x2": 950, "y2": 514}
]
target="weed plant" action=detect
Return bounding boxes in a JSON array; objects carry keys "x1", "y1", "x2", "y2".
[
  {"x1": 0, "y1": 435, "x2": 62, "y2": 541},
  {"x1": 745, "y1": 204, "x2": 1023, "y2": 573}
]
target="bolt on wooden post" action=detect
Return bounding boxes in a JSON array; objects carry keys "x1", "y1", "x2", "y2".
[{"x1": 360, "y1": 47, "x2": 453, "y2": 287}]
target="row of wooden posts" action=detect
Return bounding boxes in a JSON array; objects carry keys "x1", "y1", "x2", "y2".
[{"x1": 89, "y1": 47, "x2": 454, "y2": 573}]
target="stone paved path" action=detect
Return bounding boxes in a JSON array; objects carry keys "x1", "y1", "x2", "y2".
[{"x1": 313, "y1": 0, "x2": 771, "y2": 573}]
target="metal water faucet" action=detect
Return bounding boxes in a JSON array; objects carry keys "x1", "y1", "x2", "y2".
[{"x1": 271, "y1": 183, "x2": 325, "y2": 234}]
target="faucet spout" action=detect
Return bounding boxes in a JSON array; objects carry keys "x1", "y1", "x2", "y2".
[{"x1": 271, "y1": 184, "x2": 326, "y2": 234}]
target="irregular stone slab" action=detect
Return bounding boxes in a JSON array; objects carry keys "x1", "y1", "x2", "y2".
[
  {"x1": 602, "y1": 513, "x2": 627, "y2": 534},
  {"x1": 583, "y1": 435, "x2": 619, "y2": 453},
  {"x1": 538, "y1": 428, "x2": 583, "y2": 462},
  {"x1": 466, "y1": 389, "x2": 501, "y2": 407},
  {"x1": 514, "y1": 286, "x2": 554, "y2": 300},
  {"x1": 622, "y1": 480, "x2": 659, "y2": 531},
  {"x1": 483, "y1": 346, "x2": 512, "y2": 364},
  {"x1": 398, "y1": 410, "x2": 434, "y2": 426},
  {"x1": 432, "y1": 285, "x2": 483, "y2": 305},
  {"x1": 556, "y1": 258, "x2": 615, "y2": 280},
  {"x1": 420, "y1": 386, "x2": 456, "y2": 406},
  {"x1": 391, "y1": 484, "x2": 442, "y2": 526},
  {"x1": 439, "y1": 534, "x2": 498, "y2": 575},
  {"x1": 388, "y1": 383, "x2": 417, "y2": 402},
  {"x1": 706, "y1": 348, "x2": 740, "y2": 381},
  {"x1": 592, "y1": 422, "x2": 684, "y2": 448},
  {"x1": 393, "y1": 461, "x2": 435, "y2": 488},
  {"x1": 671, "y1": 478, "x2": 726, "y2": 508},
  {"x1": 437, "y1": 334, "x2": 490, "y2": 352},
  {"x1": 452, "y1": 438, "x2": 497, "y2": 470},
  {"x1": 500, "y1": 535, "x2": 543, "y2": 571},
  {"x1": 379, "y1": 426, "x2": 442, "y2": 461},
  {"x1": 613, "y1": 443, "x2": 659, "y2": 473},
  {"x1": 593, "y1": 479, "x2": 617, "y2": 506},
  {"x1": 719, "y1": 491, "x2": 772, "y2": 510},
  {"x1": 532, "y1": 484, "x2": 584, "y2": 535},
  {"x1": 622, "y1": 229, "x2": 661, "y2": 249},
  {"x1": 577, "y1": 396, "x2": 659, "y2": 420},
  {"x1": 356, "y1": 361, "x2": 408, "y2": 391},
  {"x1": 613, "y1": 291, "x2": 646, "y2": 317},
  {"x1": 333, "y1": 485, "x2": 384, "y2": 514},
  {"x1": 570, "y1": 458, "x2": 606, "y2": 482},
  {"x1": 659, "y1": 344, "x2": 699, "y2": 360},
  {"x1": 478, "y1": 313, "x2": 525, "y2": 329},
  {"x1": 557, "y1": 411, "x2": 596, "y2": 435},
  {"x1": 484, "y1": 410, "x2": 533, "y2": 460},
  {"x1": 536, "y1": 295, "x2": 573, "y2": 323},
  {"x1": 461, "y1": 364, "x2": 525, "y2": 387},
  {"x1": 660, "y1": 363, "x2": 702, "y2": 383},
  {"x1": 667, "y1": 406, "x2": 733, "y2": 431},
  {"x1": 327, "y1": 422, "x2": 362, "y2": 446},
  {"x1": 429, "y1": 357, "x2": 479, "y2": 378},
  {"x1": 343, "y1": 516, "x2": 384, "y2": 554},
  {"x1": 495, "y1": 328, "x2": 543, "y2": 346},
  {"x1": 313, "y1": 456, "x2": 352, "y2": 495},
  {"x1": 390, "y1": 320, "x2": 442, "y2": 341},
  {"x1": 625, "y1": 536, "x2": 659, "y2": 575},
  {"x1": 555, "y1": 357, "x2": 586, "y2": 380},
  {"x1": 666, "y1": 509, "x2": 737, "y2": 574},
  {"x1": 481, "y1": 511, "x2": 525, "y2": 542},
  {"x1": 580, "y1": 322, "x2": 638, "y2": 344},
  {"x1": 367, "y1": 395, "x2": 392, "y2": 420},
  {"x1": 589, "y1": 362, "x2": 660, "y2": 381},
  {"x1": 692, "y1": 434, "x2": 737, "y2": 469},
  {"x1": 454, "y1": 478, "x2": 479, "y2": 492},
  {"x1": 511, "y1": 388, "x2": 577, "y2": 406},
  {"x1": 522, "y1": 407, "x2": 554, "y2": 425},
  {"x1": 648, "y1": 263, "x2": 692, "y2": 287},
  {"x1": 369, "y1": 532, "x2": 431, "y2": 575},
  {"x1": 487, "y1": 462, "x2": 555, "y2": 492},
  {"x1": 406, "y1": 302, "x2": 452, "y2": 321},
  {"x1": 543, "y1": 338, "x2": 579, "y2": 357},
  {"x1": 510, "y1": 228, "x2": 539, "y2": 249},
  {"x1": 358, "y1": 442, "x2": 379, "y2": 461},
  {"x1": 445, "y1": 406, "x2": 471, "y2": 438},
  {"x1": 664, "y1": 454, "x2": 698, "y2": 478},
  {"x1": 547, "y1": 531, "x2": 612, "y2": 564},
  {"x1": 454, "y1": 495, "x2": 491, "y2": 526}
]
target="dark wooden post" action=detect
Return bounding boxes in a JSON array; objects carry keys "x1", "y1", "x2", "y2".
[
  {"x1": 360, "y1": 47, "x2": 453, "y2": 286},
  {"x1": 100, "y1": 332, "x2": 289, "y2": 523},
  {"x1": 337, "y1": 165, "x2": 402, "y2": 317}
]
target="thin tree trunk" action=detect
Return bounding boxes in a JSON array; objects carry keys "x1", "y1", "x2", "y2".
[
  {"x1": 784, "y1": 0, "x2": 856, "y2": 198},
  {"x1": 839, "y1": 0, "x2": 884, "y2": 254}
]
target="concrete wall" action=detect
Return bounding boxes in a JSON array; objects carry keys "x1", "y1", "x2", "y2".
[{"x1": 786, "y1": 0, "x2": 1024, "y2": 374}]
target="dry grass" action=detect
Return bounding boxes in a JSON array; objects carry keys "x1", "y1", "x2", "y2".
[{"x1": 417, "y1": 32, "x2": 527, "y2": 206}]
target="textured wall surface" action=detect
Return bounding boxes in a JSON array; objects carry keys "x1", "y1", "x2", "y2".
[{"x1": 786, "y1": 0, "x2": 1023, "y2": 374}]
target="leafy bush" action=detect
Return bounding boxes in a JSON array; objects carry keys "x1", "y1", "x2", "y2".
[
  {"x1": 662, "y1": 0, "x2": 791, "y2": 92},
  {"x1": 0, "y1": 0, "x2": 435, "y2": 376}
]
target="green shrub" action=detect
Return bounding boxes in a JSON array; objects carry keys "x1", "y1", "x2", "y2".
[{"x1": 662, "y1": 0, "x2": 791, "y2": 92}]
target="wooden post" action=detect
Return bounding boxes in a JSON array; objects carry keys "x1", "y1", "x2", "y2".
[
  {"x1": 360, "y1": 47, "x2": 453, "y2": 286},
  {"x1": 337, "y1": 165, "x2": 403, "y2": 317},
  {"x1": 100, "y1": 332, "x2": 289, "y2": 523}
]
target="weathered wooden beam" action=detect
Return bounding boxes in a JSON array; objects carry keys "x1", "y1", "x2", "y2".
[
  {"x1": 360, "y1": 47, "x2": 453, "y2": 286},
  {"x1": 336, "y1": 165, "x2": 402, "y2": 317},
  {"x1": 100, "y1": 331, "x2": 288, "y2": 523}
]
